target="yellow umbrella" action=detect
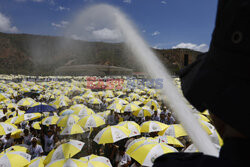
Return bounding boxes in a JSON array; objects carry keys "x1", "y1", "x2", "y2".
[
  {"x1": 7, "y1": 103, "x2": 18, "y2": 109},
  {"x1": 77, "y1": 115, "x2": 105, "y2": 128},
  {"x1": 0, "y1": 122, "x2": 18, "y2": 135},
  {"x1": 202, "y1": 109, "x2": 210, "y2": 117},
  {"x1": 0, "y1": 151, "x2": 31, "y2": 167},
  {"x1": 96, "y1": 110, "x2": 110, "y2": 119},
  {"x1": 129, "y1": 93, "x2": 140, "y2": 100},
  {"x1": 30, "y1": 102, "x2": 47, "y2": 107},
  {"x1": 74, "y1": 108, "x2": 95, "y2": 117},
  {"x1": 5, "y1": 116, "x2": 19, "y2": 124},
  {"x1": 128, "y1": 143, "x2": 177, "y2": 166},
  {"x1": 107, "y1": 103, "x2": 123, "y2": 110},
  {"x1": 144, "y1": 99, "x2": 159, "y2": 110},
  {"x1": 15, "y1": 113, "x2": 42, "y2": 124},
  {"x1": 80, "y1": 161, "x2": 110, "y2": 167},
  {"x1": 41, "y1": 116, "x2": 59, "y2": 126},
  {"x1": 17, "y1": 98, "x2": 36, "y2": 107},
  {"x1": 56, "y1": 95, "x2": 71, "y2": 103},
  {"x1": 5, "y1": 110, "x2": 17, "y2": 118},
  {"x1": 133, "y1": 106, "x2": 153, "y2": 117},
  {"x1": 104, "y1": 90, "x2": 114, "y2": 98},
  {"x1": 44, "y1": 140, "x2": 84, "y2": 165},
  {"x1": 118, "y1": 121, "x2": 141, "y2": 137},
  {"x1": 93, "y1": 125, "x2": 131, "y2": 144},
  {"x1": 126, "y1": 137, "x2": 156, "y2": 154},
  {"x1": 122, "y1": 103, "x2": 140, "y2": 112},
  {"x1": 140, "y1": 121, "x2": 168, "y2": 133},
  {"x1": 195, "y1": 113, "x2": 210, "y2": 122},
  {"x1": 46, "y1": 158, "x2": 86, "y2": 167},
  {"x1": 60, "y1": 124, "x2": 85, "y2": 135},
  {"x1": 113, "y1": 98, "x2": 129, "y2": 105},
  {"x1": 88, "y1": 98, "x2": 102, "y2": 105},
  {"x1": 28, "y1": 156, "x2": 46, "y2": 167},
  {"x1": 158, "y1": 124, "x2": 188, "y2": 138},
  {"x1": 59, "y1": 109, "x2": 75, "y2": 116},
  {"x1": 50, "y1": 100, "x2": 68, "y2": 108},
  {"x1": 0, "y1": 93, "x2": 8, "y2": 102},
  {"x1": 154, "y1": 136, "x2": 184, "y2": 147},
  {"x1": 31, "y1": 121, "x2": 41, "y2": 130},
  {"x1": 131, "y1": 101, "x2": 143, "y2": 106},
  {"x1": 80, "y1": 154, "x2": 112, "y2": 167},
  {"x1": 57, "y1": 115, "x2": 80, "y2": 127},
  {"x1": 11, "y1": 129, "x2": 23, "y2": 139},
  {"x1": 70, "y1": 104, "x2": 87, "y2": 112},
  {"x1": 1, "y1": 145, "x2": 28, "y2": 154}
]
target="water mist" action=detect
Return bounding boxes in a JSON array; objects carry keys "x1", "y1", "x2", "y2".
[{"x1": 67, "y1": 4, "x2": 219, "y2": 156}]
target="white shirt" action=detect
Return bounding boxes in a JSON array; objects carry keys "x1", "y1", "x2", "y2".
[
  {"x1": 116, "y1": 153, "x2": 131, "y2": 167},
  {"x1": 28, "y1": 144, "x2": 43, "y2": 159}
]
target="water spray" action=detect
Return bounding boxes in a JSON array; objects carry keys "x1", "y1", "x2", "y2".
[
  {"x1": 112, "y1": 6, "x2": 218, "y2": 156},
  {"x1": 67, "y1": 4, "x2": 219, "y2": 157}
]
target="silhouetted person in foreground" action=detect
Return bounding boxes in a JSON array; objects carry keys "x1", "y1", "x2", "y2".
[{"x1": 154, "y1": 1, "x2": 250, "y2": 167}]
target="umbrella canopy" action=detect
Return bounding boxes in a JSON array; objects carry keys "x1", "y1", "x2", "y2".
[
  {"x1": 0, "y1": 151, "x2": 31, "y2": 167},
  {"x1": 70, "y1": 104, "x2": 87, "y2": 112},
  {"x1": 0, "y1": 122, "x2": 18, "y2": 135},
  {"x1": 128, "y1": 143, "x2": 177, "y2": 166},
  {"x1": 80, "y1": 154, "x2": 112, "y2": 167},
  {"x1": 41, "y1": 116, "x2": 59, "y2": 126},
  {"x1": 0, "y1": 93, "x2": 8, "y2": 102},
  {"x1": 88, "y1": 98, "x2": 102, "y2": 105},
  {"x1": 5, "y1": 116, "x2": 18, "y2": 124},
  {"x1": 74, "y1": 108, "x2": 95, "y2": 117},
  {"x1": 133, "y1": 106, "x2": 153, "y2": 117},
  {"x1": 60, "y1": 124, "x2": 85, "y2": 135},
  {"x1": 154, "y1": 136, "x2": 184, "y2": 147},
  {"x1": 158, "y1": 124, "x2": 188, "y2": 138},
  {"x1": 50, "y1": 100, "x2": 68, "y2": 109},
  {"x1": 15, "y1": 113, "x2": 42, "y2": 124},
  {"x1": 126, "y1": 137, "x2": 156, "y2": 154},
  {"x1": 144, "y1": 99, "x2": 159, "y2": 110},
  {"x1": 122, "y1": 103, "x2": 140, "y2": 112},
  {"x1": 77, "y1": 115, "x2": 105, "y2": 128},
  {"x1": 11, "y1": 129, "x2": 23, "y2": 139},
  {"x1": 28, "y1": 156, "x2": 46, "y2": 167},
  {"x1": 17, "y1": 98, "x2": 36, "y2": 107},
  {"x1": 118, "y1": 121, "x2": 141, "y2": 137},
  {"x1": 44, "y1": 140, "x2": 84, "y2": 165},
  {"x1": 94, "y1": 125, "x2": 130, "y2": 144},
  {"x1": 80, "y1": 161, "x2": 109, "y2": 167},
  {"x1": 59, "y1": 109, "x2": 75, "y2": 116},
  {"x1": 1, "y1": 145, "x2": 28, "y2": 154},
  {"x1": 57, "y1": 115, "x2": 80, "y2": 127},
  {"x1": 31, "y1": 122, "x2": 41, "y2": 130},
  {"x1": 140, "y1": 121, "x2": 168, "y2": 133},
  {"x1": 26, "y1": 105, "x2": 56, "y2": 113},
  {"x1": 107, "y1": 103, "x2": 123, "y2": 111},
  {"x1": 46, "y1": 158, "x2": 86, "y2": 167}
]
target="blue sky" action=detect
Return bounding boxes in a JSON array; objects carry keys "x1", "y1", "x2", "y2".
[{"x1": 0, "y1": 0, "x2": 218, "y2": 51}]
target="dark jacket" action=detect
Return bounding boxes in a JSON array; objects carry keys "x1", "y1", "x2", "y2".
[{"x1": 154, "y1": 138, "x2": 249, "y2": 167}]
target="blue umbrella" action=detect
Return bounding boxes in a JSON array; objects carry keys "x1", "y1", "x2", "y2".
[{"x1": 26, "y1": 104, "x2": 56, "y2": 113}]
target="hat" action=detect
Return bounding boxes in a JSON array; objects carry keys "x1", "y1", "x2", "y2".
[
  {"x1": 180, "y1": 1, "x2": 250, "y2": 137},
  {"x1": 31, "y1": 137, "x2": 37, "y2": 141}
]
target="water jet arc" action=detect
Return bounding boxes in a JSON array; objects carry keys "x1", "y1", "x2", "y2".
[{"x1": 74, "y1": 4, "x2": 219, "y2": 157}]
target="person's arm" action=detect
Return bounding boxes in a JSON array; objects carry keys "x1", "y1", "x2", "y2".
[{"x1": 124, "y1": 154, "x2": 132, "y2": 167}]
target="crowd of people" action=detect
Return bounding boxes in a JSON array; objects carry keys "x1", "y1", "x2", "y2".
[{"x1": 0, "y1": 75, "x2": 217, "y2": 167}]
